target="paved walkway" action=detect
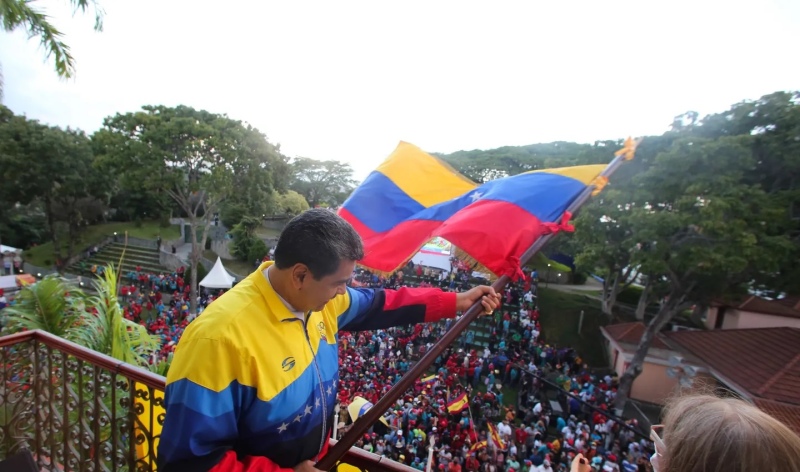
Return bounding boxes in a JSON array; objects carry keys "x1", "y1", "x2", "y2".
[{"x1": 544, "y1": 277, "x2": 603, "y2": 301}]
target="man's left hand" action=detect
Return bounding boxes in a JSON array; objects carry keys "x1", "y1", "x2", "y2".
[{"x1": 456, "y1": 285, "x2": 501, "y2": 314}]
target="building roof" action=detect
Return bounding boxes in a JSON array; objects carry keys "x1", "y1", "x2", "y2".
[
  {"x1": 665, "y1": 328, "x2": 800, "y2": 405},
  {"x1": 752, "y1": 398, "x2": 800, "y2": 437},
  {"x1": 713, "y1": 295, "x2": 800, "y2": 319},
  {"x1": 601, "y1": 322, "x2": 671, "y2": 350}
]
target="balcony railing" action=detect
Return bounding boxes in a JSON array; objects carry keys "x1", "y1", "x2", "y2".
[{"x1": 0, "y1": 330, "x2": 413, "y2": 472}]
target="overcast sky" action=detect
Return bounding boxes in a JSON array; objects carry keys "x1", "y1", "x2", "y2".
[{"x1": 2, "y1": 0, "x2": 799, "y2": 180}]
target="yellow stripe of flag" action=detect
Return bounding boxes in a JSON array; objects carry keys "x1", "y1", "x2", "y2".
[{"x1": 375, "y1": 141, "x2": 477, "y2": 208}]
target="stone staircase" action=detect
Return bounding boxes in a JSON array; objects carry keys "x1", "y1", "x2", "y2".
[{"x1": 68, "y1": 243, "x2": 169, "y2": 276}]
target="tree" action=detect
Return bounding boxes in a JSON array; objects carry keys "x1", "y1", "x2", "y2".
[
  {"x1": 0, "y1": 0, "x2": 103, "y2": 86},
  {"x1": 94, "y1": 105, "x2": 286, "y2": 313},
  {"x1": 229, "y1": 215, "x2": 268, "y2": 263},
  {"x1": 0, "y1": 109, "x2": 100, "y2": 266},
  {"x1": 275, "y1": 190, "x2": 309, "y2": 215},
  {"x1": 572, "y1": 189, "x2": 642, "y2": 317},
  {"x1": 438, "y1": 141, "x2": 622, "y2": 182},
  {"x1": 290, "y1": 157, "x2": 356, "y2": 208},
  {"x1": 612, "y1": 135, "x2": 794, "y2": 412}
]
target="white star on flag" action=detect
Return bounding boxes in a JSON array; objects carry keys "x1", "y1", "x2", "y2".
[
  {"x1": 469, "y1": 191, "x2": 484, "y2": 203},
  {"x1": 304, "y1": 405, "x2": 313, "y2": 416},
  {"x1": 326, "y1": 386, "x2": 332, "y2": 395},
  {"x1": 315, "y1": 398, "x2": 321, "y2": 408},
  {"x1": 277, "y1": 422, "x2": 288, "y2": 433},
  {"x1": 294, "y1": 414, "x2": 302, "y2": 423}
]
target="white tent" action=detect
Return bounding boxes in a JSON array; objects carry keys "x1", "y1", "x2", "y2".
[
  {"x1": 199, "y1": 257, "x2": 235, "y2": 289},
  {"x1": 1, "y1": 245, "x2": 20, "y2": 254}
]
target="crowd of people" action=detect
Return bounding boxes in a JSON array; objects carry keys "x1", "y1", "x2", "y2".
[
  {"x1": 3, "y1": 248, "x2": 657, "y2": 471},
  {"x1": 118, "y1": 265, "x2": 226, "y2": 364},
  {"x1": 335, "y1": 263, "x2": 655, "y2": 472},
  {"x1": 117, "y1": 258, "x2": 655, "y2": 471}
]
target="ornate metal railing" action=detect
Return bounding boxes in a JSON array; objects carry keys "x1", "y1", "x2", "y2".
[{"x1": 0, "y1": 330, "x2": 412, "y2": 472}]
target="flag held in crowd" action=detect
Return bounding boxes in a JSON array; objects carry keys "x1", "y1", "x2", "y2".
[
  {"x1": 346, "y1": 396, "x2": 390, "y2": 428},
  {"x1": 487, "y1": 422, "x2": 506, "y2": 450},
  {"x1": 339, "y1": 141, "x2": 635, "y2": 279},
  {"x1": 420, "y1": 374, "x2": 437, "y2": 385},
  {"x1": 446, "y1": 392, "x2": 469, "y2": 414}
]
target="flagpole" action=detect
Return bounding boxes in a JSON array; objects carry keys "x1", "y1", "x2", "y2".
[
  {"x1": 318, "y1": 141, "x2": 637, "y2": 470},
  {"x1": 425, "y1": 435, "x2": 435, "y2": 472}
]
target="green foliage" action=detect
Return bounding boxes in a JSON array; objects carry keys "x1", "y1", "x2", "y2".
[
  {"x1": 2, "y1": 275, "x2": 90, "y2": 341},
  {"x1": 0, "y1": 108, "x2": 106, "y2": 266},
  {"x1": 275, "y1": 190, "x2": 310, "y2": 215},
  {"x1": 0, "y1": 203, "x2": 47, "y2": 248},
  {"x1": 0, "y1": 0, "x2": 103, "y2": 82},
  {"x1": 76, "y1": 266, "x2": 159, "y2": 367},
  {"x1": 1, "y1": 268, "x2": 158, "y2": 369},
  {"x1": 230, "y1": 216, "x2": 268, "y2": 262},
  {"x1": 571, "y1": 272, "x2": 588, "y2": 285},
  {"x1": 437, "y1": 140, "x2": 622, "y2": 183},
  {"x1": 93, "y1": 105, "x2": 288, "y2": 313},
  {"x1": 616, "y1": 285, "x2": 644, "y2": 305},
  {"x1": 290, "y1": 157, "x2": 356, "y2": 208}
]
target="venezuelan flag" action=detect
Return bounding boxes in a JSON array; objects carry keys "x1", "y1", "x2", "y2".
[
  {"x1": 339, "y1": 141, "x2": 610, "y2": 277},
  {"x1": 446, "y1": 392, "x2": 469, "y2": 414},
  {"x1": 420, "y1": 374, "x2": 437, "y2": 385}
]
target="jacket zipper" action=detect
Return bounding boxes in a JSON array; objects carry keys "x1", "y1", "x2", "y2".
[{"x1": 301, "y1": 312, "x2": 328, "y2": 460}]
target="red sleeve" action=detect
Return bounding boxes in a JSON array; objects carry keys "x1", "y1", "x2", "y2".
[
  {"x1": 209, "y1": 452, "x2": 293, "y2": 472},
  {"x1": 338, "y1": 286, "x2": 457, "y2": 331},
  {"x1": 209, "y1": 437, "x2": 331, "y2": 472}
]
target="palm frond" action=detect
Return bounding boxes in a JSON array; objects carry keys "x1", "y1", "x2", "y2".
[
  {"x1": 0, "y1": 0, "x2": 104, "y2": 79},
  {"x1": 78, "y1": 265, "x2": 159, "y2": 368},
  {"x1": 2, "y1": 275, "x2": 88, "y2": 342}
]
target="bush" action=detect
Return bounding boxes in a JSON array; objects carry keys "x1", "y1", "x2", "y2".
[
  {"x1": 617, "y1": 285, "x2": 644, "y2": 305},
  {"x1": 572, "y1": 272, "x2": 588, "y2": 285},
  {"x1": 133, "y1": 216, "x2": 143, "y2": 228},
  {"x1": 247, "y1": 239, "x2": 268, "y2": 262},
  {"x1": 159, "y1": 214, "x2": 171, "y2": 228}
]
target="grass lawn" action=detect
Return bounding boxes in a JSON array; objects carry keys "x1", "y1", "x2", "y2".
[
  {"x1": 24, "y1": 221, "x2": 181, "y2": 268},
  {"x1": 536, "y1": 287, "x2": 609, "y2": 367},
  {"x1": 203, "y1": 250, "x2": 258, "y2": 278},
  {"x1": 255, "y1": 227, "x2": 282, "y2": 239}
]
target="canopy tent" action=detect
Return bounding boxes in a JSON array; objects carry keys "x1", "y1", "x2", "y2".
[
  {"x1": 1, "y1": 245, "x2": 20, "y2": 254},
  {"x1": 199, "y1": 257, "x2": 235, "y2": 289}
]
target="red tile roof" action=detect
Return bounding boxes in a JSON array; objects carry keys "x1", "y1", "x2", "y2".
[
  {"x1": 713, "y1": 295, "x2": 800, "y2": 319},
  {"x1": 665, "y1": 328, "x2": 800, "y2": 405},
  {"x1": 752, "y1": 398, "x2": 800, "y2": 437},
  {"x1": 602, "y1": 322, "x2": 671, "y2": 350}
]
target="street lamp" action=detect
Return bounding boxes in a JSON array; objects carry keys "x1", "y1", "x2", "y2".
[
  {"x1": 557, "y1": 273, "x2": 562, "y2": 284},
  {"x1": 546, "y1": 263, "x2": 551, "y2": 288}
]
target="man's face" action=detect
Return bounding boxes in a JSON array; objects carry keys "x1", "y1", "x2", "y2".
[{"x1": 299, "y1": 259, "x2": 356, "y2": 312}]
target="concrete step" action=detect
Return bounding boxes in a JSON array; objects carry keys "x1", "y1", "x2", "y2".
[{"x1": 90, "y1": 253, "x2": 161, "y2": 267}]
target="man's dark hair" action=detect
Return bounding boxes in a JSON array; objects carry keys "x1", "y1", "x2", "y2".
[{"x1": 274, "y1": 209, "x2": 364, "y2": 279}]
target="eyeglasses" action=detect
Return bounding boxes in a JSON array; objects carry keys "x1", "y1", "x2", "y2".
[{"x1": 650, "y1": 424, "x2": 665, "y2": 472}]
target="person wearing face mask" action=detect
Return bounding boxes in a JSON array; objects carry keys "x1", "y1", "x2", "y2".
[
  {"x1": 158, "y1": 209, "x2": 501, "y2": 472},
  {"x1": 571, "y1": 394, "x2": 800, "y2": 472}
]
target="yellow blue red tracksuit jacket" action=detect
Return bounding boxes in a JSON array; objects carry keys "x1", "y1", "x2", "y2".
[{"x1": 158, "y1": 262, "x2": 457, "y2": 471}]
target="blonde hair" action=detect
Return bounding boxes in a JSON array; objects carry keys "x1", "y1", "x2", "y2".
[{"x1": 661, "y1": 394, "x2": 800, "y2": 472}]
